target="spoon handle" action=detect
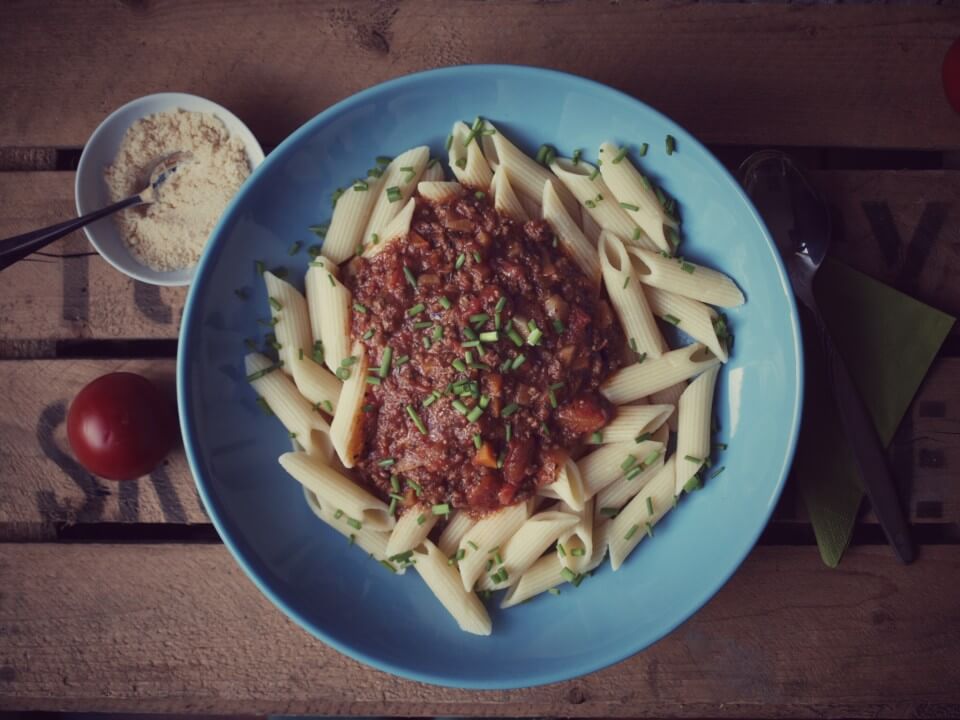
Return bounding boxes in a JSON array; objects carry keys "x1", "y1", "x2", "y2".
[
  {"x1": 815, "y1": 312, "x2": 916, "y2": 563},
  {"x1": 0, "y1": 194, "x2": 142, "y2": 272}
]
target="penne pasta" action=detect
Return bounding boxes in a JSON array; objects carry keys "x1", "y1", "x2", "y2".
[
  {"x1": 323, "y1": 171, "x2": 384, "y2": 263},
  {"x1": 457, "y1": 501, "x2": 531, "y2": 590},
  {"x1": 649, "y1": 382, "x2": 686, "y2": 432},
  {"x1": 362, "y1": 146, "x2": 429, "y2": 243},
  {"x1": 675, "y1": 364, "x2": 720, "y2": 495},
  {"x1": 594, "y1": 452, "x2": 666, "y2": 518},
  {"x1": 302, "y1": 486, "x2": 394, "y2": 566},
  {"x1": 607, "y1": 459, "x2": 677, "y2": 570},
  {"x1": 263, "y1": 270, "x2": 313, "y2": 375},
  {"x1": 578, "y1": 439, "x2": 665, "y2": 499},
  {"x1": 645, "y1": 285, "x2": 729, "y2": 362},
  {"x1": 627, "y1": 247, "x2": 746, "y2": 307},
  {"x1": 417, "y1": 181, "x2": 464, "y2": 202},
  {"x1": 246, "y1": 353, "x2": 328, "y2": 456},
  {"x1": 448, "y1": 121, "x2": 494, "y2": 189},
  {"x1": 438, "y1": 510, "x2": 476, "y2": 556},
  {"x1": 518, "y1": 191, "x2": 542, "y2": 221},
  {"x1": 386, "y1": 504, "x2": 438, "y2": 557},
  {"x1": 411, "y1": 540, "x2": 492, "y2": 636},
  {"x1": 581, "y1": 204, "x2": 601, "y2": 245},
  {"x1": 329, "y1": 343, "x2": 368, "y2": 468},
  {"x1": 598, "y1": 142, "x2": 677, "y2": 253},
  {"x1": 557, "y1": 498, "x2": 594, "y2": 573},
  {"x1": 420, "y1": 159, "x2": 445, "y2": 182},
  {"x1": 480, "y1": 120, "x2": 581, "y2": 219},
  {"x1": 304, "y1": 264, "x2": 351, "y2": 374},
  {"x1": 600, "y1": 343, "x2": 720, "y2": 405},
  {"x1": 598, "y1": 405, "x2": 675, "y2": 444},
  {"x1": 544, "y1": 455, "x2": 586, "y2": 511},
  {"x1": 363, "y1": 196, "x2": 416, "y2": 258},
  {"x1": 279, "y1": 451, "x2": 395, "y2": 531},
  {"x1": 477, "y1": 510, "x2": 578, "y2": 591},
  {"x1": 491, "y1": 166, "x2": 528, "y2": 222},
  {"x1": 599, "y1": 231, "x2": 666, "y2": 359},
  {"x1": 550, "y1": 157, "x2": 654, "y2": 250},
  {"x1": 542, "y1": 179, "x2": 601, "y2": 286}
]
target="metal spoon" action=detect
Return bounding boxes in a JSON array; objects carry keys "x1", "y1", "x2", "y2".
[
  {"x1": 740, "y1": 150, "x2": 915, "y2": 564},
  {"x1": 0, "y1": 151, "x2": 191, "y2": 272}
]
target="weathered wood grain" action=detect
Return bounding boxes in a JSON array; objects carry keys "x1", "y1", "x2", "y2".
[
  {"x1": 0, "y1": 544, "x2": 957, "y2": 715},
  {"x1": 0, "y1": 2, "x2": 958, "y2": 150},
  {"x1": 0, "y1": 358, "x2": 207, "y2": 537},
  {"x1": 2, "y1": 170, "x2": 957, "y2": 348},
  {"x1": 0, "y1": 357, "x2": 955, "y2": 538}
]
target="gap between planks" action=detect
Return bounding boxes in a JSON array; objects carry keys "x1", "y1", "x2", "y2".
[{"x1": 0, "y1": 544, "x2": 957, "y2": 715}]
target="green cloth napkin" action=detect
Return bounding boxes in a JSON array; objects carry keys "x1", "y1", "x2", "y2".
[{"x1": 794, "y1": 257, "x2": 954, "y2": 566}]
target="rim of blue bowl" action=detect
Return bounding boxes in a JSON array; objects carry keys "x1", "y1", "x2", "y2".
[{"x1": 177, "y1": 63, "x2": 804, "y2": 689}]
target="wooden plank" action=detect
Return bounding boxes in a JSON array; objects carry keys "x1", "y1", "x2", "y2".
[
  {"x1": 0, "y1": 543, "x2": 957, "y2": 715},
  {"x1": 0, "y1": 173, "x2": 184, "y2": 345},
  {"x1": 2, "y1": 170, "x2": 957, "y2": 348},
  {"x1": 0, "y1": 358, "x2": 207, "y2": 538},
  {"x1": 0, "y1": 2, "x2": 958, "y2": 150},
  {"x1": 0, "y1": 357, "x2": 956, "y2": 538},
  {"x1": 814, "y1": 170, "x2": 960, "y2": 321}
]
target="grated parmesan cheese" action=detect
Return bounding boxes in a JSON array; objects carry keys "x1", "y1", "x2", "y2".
[{"x1": 104, "y1": 109, "x2": 251, "y2": 272}]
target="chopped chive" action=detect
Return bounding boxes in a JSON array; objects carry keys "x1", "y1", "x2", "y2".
[
  {"x1": 510, "y1": 354, "x2": 527, "y2": 370},
  {"x1": 255, "y1": 397, "x2": 273, "y2": 415},
  {"x1": 462, "y1": 327, "x2": 478, "y2": 341},
  {"x1": 646, "y1": 496, "x2": 655, "y2": 517},
  {"x1": 362, "y1": 328, "x2": 374, "y2": 340},
  {"x1": 245, "y1": 363, "x2": 282, "y2": 382},
  {"x1": 432, "y1": 326, "x2": 443, "y2": 341},
  {"x1": 455, "y1": 157, "x2": 467, "y2": 169},
  {"x1": 548, "y1": 388, "x2": 558, "y2": 408},
  {"x1": 353, "y1": 179, "x2": 369, "y2": 192},
  {"x1": 331, "y1": 188, "x2": 345, "y2": 207},
  {"x1": 571, "y1": 547, "x2": 586, "y2": 557},
  {"x1": 376, "y1": 155, "x2": 392, "y2": 166},
  {"x1": 552, "y1": 319, "x2": 565, "y2": 334},
  {"x1": 494, "y1": 296, "x2": 507, "y2": 313},
  {"x1": 664, "y1": 314, "x2": 681, "y2": 325},
  {"x1": 684, "y1": 455, "x2": 704, "y2": 464},
  {"x1": 400, "y1": 165, "x2": 415, "y2": 183},
  {"x1": 407, "y1": 479, "x2": 423, "y2": 496},
  {"x1": 681, "y1": 262, "x2": 695, "y2": 274},
  {"x1": 557, "y1": 542, "x2": 567, "y2": 557},
  {"x1": 475, "y1": 190, "x2": 486, "y2": 199},
  {"x1": 388, "y1": 497, "x2": 397, "y2": 516},
  {"x1": 406, "y1": 404, "x2": 427, "y2": 434},
  {"x1": 470, "y1": 313, "x2": 489, "y2": 326},
  {"x1": 353, "y1": 302, "x2": 368, "y2": 314},
  {"x1": 665, "y1": 134, "x2": 677, "y2": 155},
  {"x1": 451, "y1": 358, "x2": 467, "y2": 372},
  {"x1": 386, "y1": 186, "x2": 402, "y2": 203},
  {"x1": 365, "y1": 376, "x2": 381, "y2": 385},
  {"x1": 621, "y1": 455, "x2": 638, "y2": 472},
  {"x1": 612, "y1": 146, "x2": 629, "y2": 164},
  {"x1": 402, "y1": 265, "x2": 418, "y2": 288},
  {"x1": 462, "y1": 340, "x2": 481, "y2": 349},
  {"x1": 416, "y1": 513, "x2": 427, "y2": 525},
  {"x1": 394, "y1": 355, "x2": 410, "y2": 366},
  {"x1": 632, "y1": 228, "x2": 643, "y2": 242},
  {"x1": 619, "y1": 202, "x2": 640, "y2": 212},
  {"x1": 643, "y1": 449, "x2": 662, "y2": 466},
  {"x1": 390, "y1": 550, "x2": 413, "y2": 564},
  {"x1": 334, "y1": 509, "x2": 344, "y2": 520},
  {"x1": 466, "y1": 406, "x2": 484, "y2": 423},
  {"x1": 423, "y1": 391, "x2": 439, "y2": 407},
  {"x1": 635, "y1": 432, "x2": 652, "y2": 443},
  {"x1": 465, "y1": 540, "x2": 479, "y2": 552},
  {"x1": 572, "y1": 148, "x2": 583, "y2": 165},
  {"x1": 505, "y1": 422, "x2": 513, "y2": 442},
  {"x1": 479, "y1": 395, "x2": 490, "y2": 409},
  {"x1": 625, "y1": 524, "x2": 640, "y2": 540},
  {"x1": 625, "y1": 466, "x2": 644, "y2": 481},
  {"x1": 432, "y1": 503, "x2": 451, "y2": 516},
  {"x1": 548, "y1": 587, "x2": 561, "y2": 596},
  {"x1": 710, "y1": 466, "x2": 726, "y2": 479},
  {"x1": 438, "y1": 296, "x2": 452, "y2": 310},
  {"x1": 502, "y1": 403, "x2": 519, "y2": 417},
  {"x1": 464, "y1": 351, "x2": 473, "y2": 365},
  {"x1": 472, "y1": 433, "x2": 483, "y2": 449},
  {"x1": 413, "y1": 320, "x2": 433, "y2": 330},
  {"x1": 479, "y1": 330, "x2": 498, "y2": 342},
  {"x1": 486, "y1": 558, "x2": 494, "y2": 572},
  {"x1": 341, "y1": 356, "x2": 358, "y2": 367},
  {"x1": 599, "y1": 507, "x2": 619, "y2": 518},
  {"x1": 257, "y1": 317, "x2": 279, "y2": 327},
  {"x1": 407, "y1": 303, "x2": 426, "y2": 316},
  {"x1": 589, "y1": 431, "x2": 603, "y2": 444},
  {"x1": 561, "y1": 568, "x2": 577, "y2": 582},
  {"x1": 308, "y1": 224, "x2": 329, "y2": 238},
  {"x1": 327, "y1": 273, "x2": 336, "y2": 287},
  {"x1": 452, "y1": 399, "x2": 470, "y2": 415},
  {"x1": 346, "y1": 517, "x2": 362, "y2": 530},
  {"x1": 445, "y1": 134, "x2": 454, "y2": 151},
  {"x1": 622, "y1": 275, "x2": 630, "y2": 289},
  {"x1": 637, "y1": 352, "x2": 647, "y2": 364},
  {"x1": 507, "y1": 328, "x2": 524, "y2": 347},
  {"x1": 379, "y1": 560, "x2": 397, "y2": 573},
  {"x1": 589, "y1": 167, "x2": 600, "y2": 181},
  {"x1": 268, "y1": 296, "x2": 283, "y2": 312},
  {"x1": 527, "y1": 328, "x2": 543, "y2": 346},
  {"x1": 645, "y1": 522, "x2": 655, "y2": 538},
  {"x1": 455, "y1": 253, "x2": 466, "y2": 269},
  {"x1": 368, "y1": 167, "x2": 383, "y2": 178},
  {"x1": 390, "y1": 475, "x2": 401, "y2": 492}
]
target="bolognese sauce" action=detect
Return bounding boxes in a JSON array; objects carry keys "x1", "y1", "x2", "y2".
[{"x1": 346, "y1": 192, "x2": 624, "y2": 514}]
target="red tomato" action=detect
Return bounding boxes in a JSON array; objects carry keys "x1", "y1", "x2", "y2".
[
  {"x1": 944, "y1": 37, "x2": 960, "y2": 115},
  {"x1": 67, "y1": 372, "x2": 177, "y2": 480}
]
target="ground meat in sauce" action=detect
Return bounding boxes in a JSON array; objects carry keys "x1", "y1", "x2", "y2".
[{"x1": 345, "y1": 193, "x2": 624, "y2": 515}]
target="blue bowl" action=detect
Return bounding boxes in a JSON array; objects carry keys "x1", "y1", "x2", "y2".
[{"x1": 178, "y1": 65, "x2": 802, "y2": 689}]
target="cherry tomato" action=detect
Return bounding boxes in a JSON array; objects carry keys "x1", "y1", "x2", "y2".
[
  {"x1": 67, "y1": 372, "x2": 177, "y2": 480},
  {"x1": 943, "y1": 37, "x2": 960, "y2": 115}
]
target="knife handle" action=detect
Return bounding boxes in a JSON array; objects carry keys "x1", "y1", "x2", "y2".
[{"x1": 815, "y1": 312, "x2": 916, "y2": 563}]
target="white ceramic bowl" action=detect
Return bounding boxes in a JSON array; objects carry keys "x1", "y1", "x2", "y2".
[{"x1": 75, "y1": 92, "x2": 265, "y2": 287}]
